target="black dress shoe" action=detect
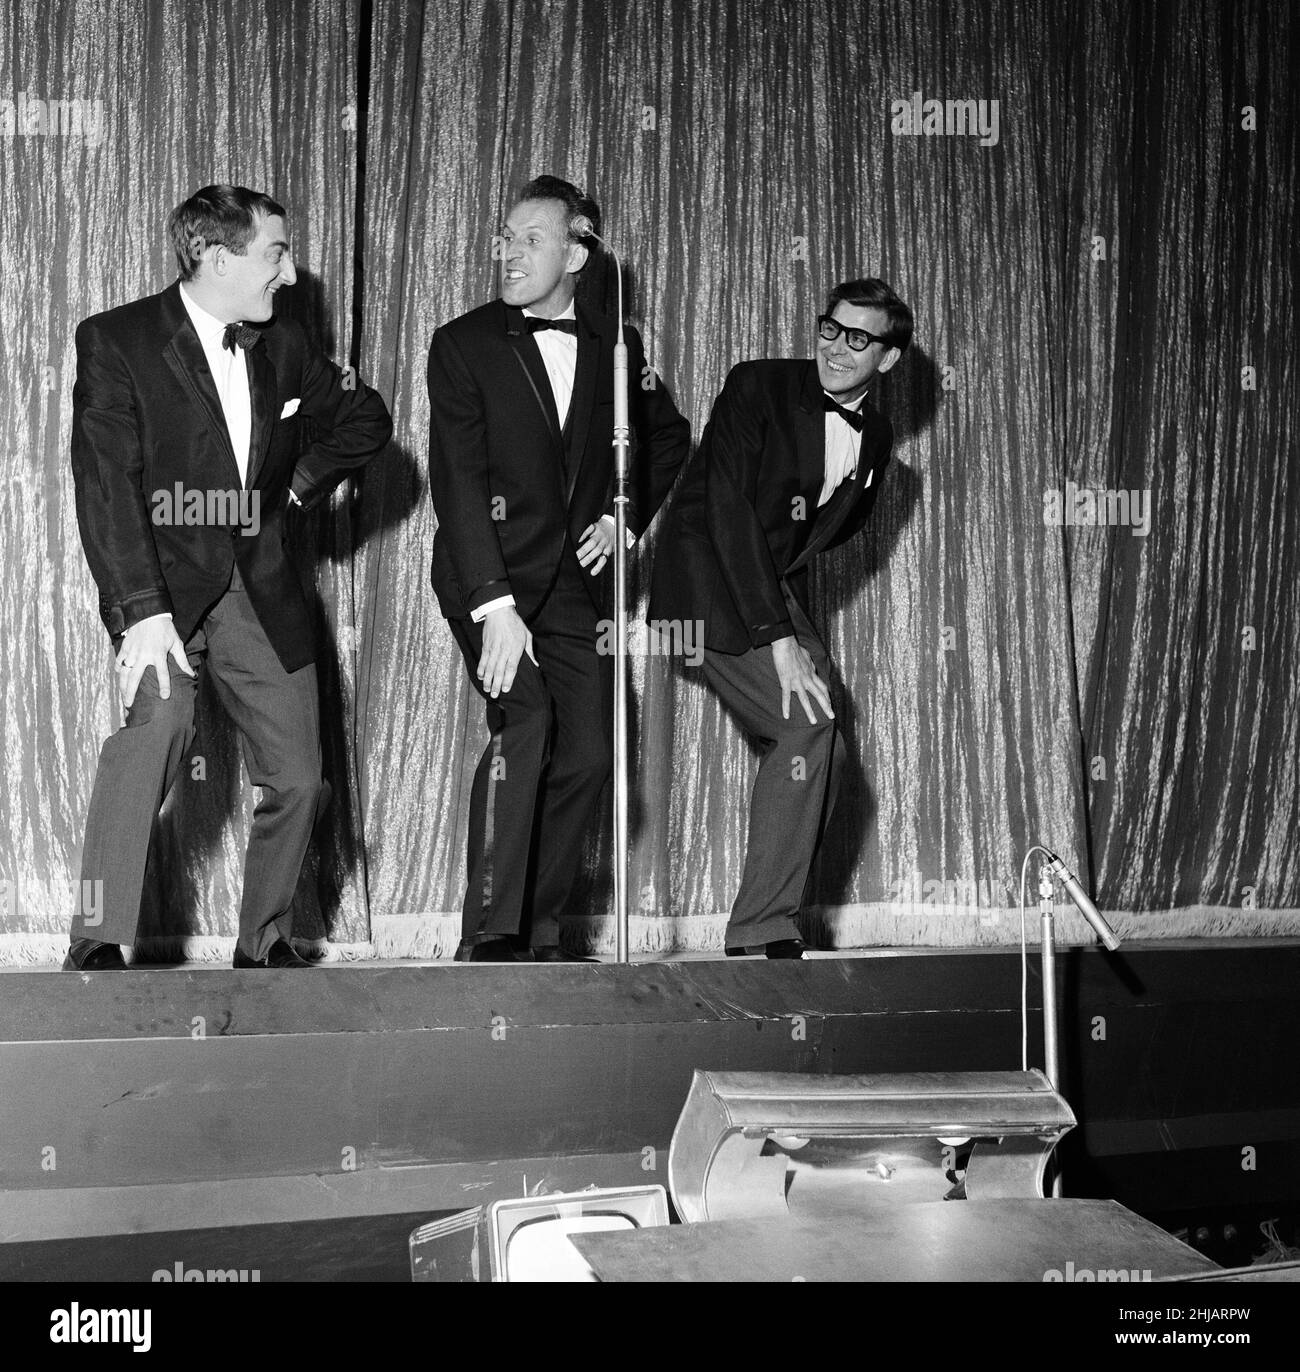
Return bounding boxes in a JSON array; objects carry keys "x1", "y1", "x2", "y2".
[
  {"x1": 532, "y1": 947, "x2": 599, "y2": 963},
  {"x1": 233, "y1": 938, "x2": 315, "y2": 969},
  {"x1": 62, "y1": 938, "x2": 127, "y2": 971},
  {"x1": 455, "y1": 937, "x2": 531, "y2": 963},
  {"x1": 724, "y1": 939, "x2": 808, "y2": 959}
]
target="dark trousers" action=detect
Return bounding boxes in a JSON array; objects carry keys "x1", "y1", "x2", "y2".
[
  {"x1": 702, "y1": 593, "x2": 845, "y2": 948},
  {"x1": 448, "y1": 554, "x2": 612, "y2": 947},
  {"x1": 70, "y1": 565, "x2": 326, "y2": 958}
]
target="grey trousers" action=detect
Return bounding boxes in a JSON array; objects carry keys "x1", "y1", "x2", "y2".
[
  {"x1": 70, "y1": 566, "x2": 326, "y2": 958},
  {"x1": 702, "y1": 596, "x2": 845, "y2": 948}
]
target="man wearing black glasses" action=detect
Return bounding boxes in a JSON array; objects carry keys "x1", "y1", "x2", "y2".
[{"x1": 649, "y1": 277, "x2": 912, "y2": 958}]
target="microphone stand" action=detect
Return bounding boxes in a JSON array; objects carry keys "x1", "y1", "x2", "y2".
[
  {"x1": 610, "y1": 257, "x2": 631, "y2": 966},
  {"x1": 1039, "y1": 860, "x2": 1064, "y2": 1196},
  {"x1": 579, "y1": 219, "x2": 630, "y2": 965},
  {"x1": 1038, "y1": 861, "x2": 1060, "y2": 1091},
  {"x1": 1020, "y1": 842, "x2": 1123, "y2": 1198}
]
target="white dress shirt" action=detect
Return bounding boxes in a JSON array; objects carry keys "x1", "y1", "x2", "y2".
[
  {"x1": 819, "y1": 391, "x2": 870, "y2": 507},
  {"x1": 179, "y1": 283, "x2": 253, "y2": 487},
  {"x1": 522, "y1": 303, "x2": 578, "y2": 428}
]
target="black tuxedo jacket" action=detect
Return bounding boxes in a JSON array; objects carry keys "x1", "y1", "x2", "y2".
[
  {"x1": 70, "y1": 282, "x2": 392, "y2": 672},
  {"x1": 649, "y1": 359, "x2": 893, "y2": 654},
  {"x1": 427, "y1": 299, "x2": 690, "y2": 621}
]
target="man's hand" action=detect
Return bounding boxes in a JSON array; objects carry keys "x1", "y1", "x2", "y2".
[
  {"x1": 478, "y1": 605, "x2": 537, "y2": 698},
  {"x1": 576, "y1": 518, "x2": 617, "y2": 576},
  {"x1": 115, "y1": 614, "x2": 194, "y2": 708},
  {"x1": 771, "y1": 635, "x2": 834, "y2": 724}
]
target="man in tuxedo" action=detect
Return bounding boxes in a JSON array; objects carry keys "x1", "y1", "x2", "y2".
[
  {"x1": 65, "y1": 184, "x2": 392, "y2": 971},
  {"x1": 428, "y1": 175, "x2": 690, "y2": 963},
  {"x1": 649, "y1": 277, "x2": 912, "y2": 958}
]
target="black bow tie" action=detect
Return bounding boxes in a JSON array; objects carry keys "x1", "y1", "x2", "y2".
[
  {"x1": 526, "y1": 317, "x2": 578, "y2": 336},
  {"x1": 824, "y1": 395, "x2": 865, "y2": 432},
  {"x1": 222, "y1": 322, "x2": 262, "y2": 352}
]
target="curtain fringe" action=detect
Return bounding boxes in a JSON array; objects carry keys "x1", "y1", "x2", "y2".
[
  {"x1": 369, "y1": 904, "x2": 1300, "y2": 958},
  {"x1": 0, "y1": 934, "x2": 371, "y2": 966},
  {"x1": 4, "y1": 905, "x2": 1298, "y2": 966}
]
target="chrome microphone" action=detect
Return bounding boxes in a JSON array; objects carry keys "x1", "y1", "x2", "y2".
[{"x1": 1045, "y1": 853, "x2": 1122, "y2": 951}]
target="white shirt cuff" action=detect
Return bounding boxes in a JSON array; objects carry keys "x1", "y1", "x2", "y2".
[{"x1": 470, "y1": 595, "x2": 516, "y2": 623}]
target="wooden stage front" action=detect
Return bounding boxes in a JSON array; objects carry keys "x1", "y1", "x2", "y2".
[{"x1": 1, "y1": 940, "x2": 1298, "y2": 1280}]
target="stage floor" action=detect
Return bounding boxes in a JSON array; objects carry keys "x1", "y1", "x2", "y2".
[{"x1": 2, "y1": 939, "x2": 1298, "y2": 1280}]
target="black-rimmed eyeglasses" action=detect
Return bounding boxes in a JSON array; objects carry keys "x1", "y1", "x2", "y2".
[{"x1": 817, "y1": 315, "x2": 891, "y2": 352}]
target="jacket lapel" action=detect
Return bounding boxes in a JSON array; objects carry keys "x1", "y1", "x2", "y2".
[
  {"x1": 244, "y1": 339, "x2": 277, "y2": 489},
  {"x1": 790, "y1": 460, "x2": 872, "y2": 572},
  {"x1": 504, "y1": 304, "x2": 564, "y2": 452},
  {"x1": 787, "y1": 360, "x2": 826, "y2": 565},
  {"x1": 792, "y1": 359, "x2": 826, "y2": 493},
  {"x1": 560, "y1": 305, "x2": 601, "y2": 507},
  {"x1": 161, "y1": 286, "x2": 243, "y2": 489}
]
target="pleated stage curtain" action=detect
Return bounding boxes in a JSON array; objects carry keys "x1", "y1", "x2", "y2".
[{"x1": 0, "y1": 0, "x2": 1296, "y2": 960}]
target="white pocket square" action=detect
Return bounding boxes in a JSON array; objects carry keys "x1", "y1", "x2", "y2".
[{"x1": 279, "y1": 398, "x2": 301, "y2": 419}]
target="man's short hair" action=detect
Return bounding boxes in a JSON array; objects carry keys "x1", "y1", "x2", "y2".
[
  {"x1": 517, "y1": 174, "x2": 601, "y2": 263},
  {"x1": 168, "y1": 185, "x2": 287, "y2": 282},
  {"x1": 826, "y1": 277, "x2": 914, "y2": 352}
]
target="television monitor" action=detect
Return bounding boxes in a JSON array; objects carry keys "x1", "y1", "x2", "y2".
[{"x1": 410, "y1": 1185, "x2": 669, "y2": 1282}]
